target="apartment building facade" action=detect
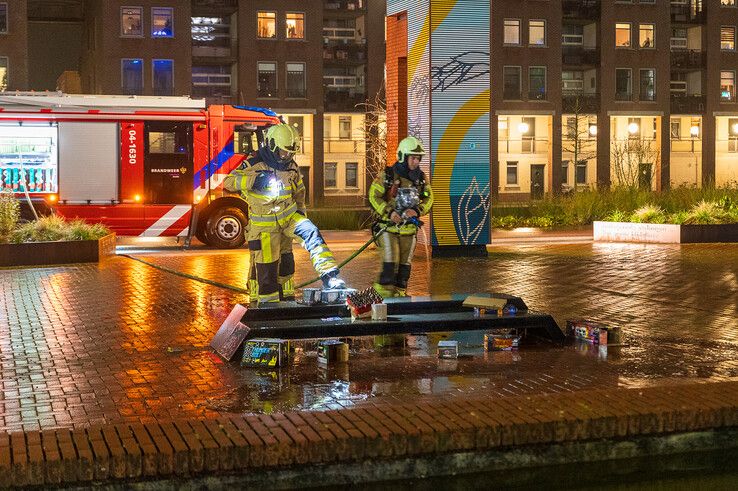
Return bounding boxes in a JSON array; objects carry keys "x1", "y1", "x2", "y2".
[
  {"x1": 0, "y1": 0, "x2": 385, "y2": 206},
  {"x1": 387, "y1": 0, "x2": 738, "y2": 251}
]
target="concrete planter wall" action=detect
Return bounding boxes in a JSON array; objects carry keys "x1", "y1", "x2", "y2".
[
  {"x1": 0, "y1": 233, "x2": 116, "y2": 267},
  {"x1": 594, "y1": 221, "x2": 738, "y2": 244}
]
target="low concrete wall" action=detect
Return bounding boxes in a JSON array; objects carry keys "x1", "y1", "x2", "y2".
[
  {"x1": 0, "y1": 233, "x2": 116, "y2": 267},
  {"x1": 594, "y1": 221, "x2": 738, "y2": 244}
]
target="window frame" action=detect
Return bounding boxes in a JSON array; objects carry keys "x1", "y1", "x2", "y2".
[
  {"x1": 503, "y1": 65, "x2": 522, "y2": 100},
  {"x1": 503, "y1": 18, "x2": 521, "y2": 46},
  {"x1": 324, "y1": 162, "x2": 338, "y2": 189},
  {"x1": 0, "y1": 56, "x2": 8, "y2": 91},
  {"x1": 615, "y1": 68, "x2": 633, "y2": 101},
  {"x1": 506, "y1": 161, "x2": 519, "y2": 186},
  {"x1": 120, "y1": 6, "x2": 143, "y2": 38},
  {"x1": 257, "y1": 61, "x2": 278, "y2": 98},
  {"x1": 257, "y1": 11, "x2": 277, "y2": 39},
  {"x1": 285, "y1": 61, "x2": 306, "y2": 98},
  {"x1": 615, "y1": 22, "x2": 632, "y2": 48},
  {"x1": 721, "y1": 26, "x2": 736, "y2": 51},
  {"x1": 639, "y1": 23, "x2": 655, "y2": 49},
  {"x1": 721, "y1": 70, "x2": 736, "y2": 102},
  {"x1": 152, "y1": 59, "x2": 174, "y2": 96},
  {"x1": 528, "y1": 19, "x2": 546, "y2": 47},
  {"x1": 285, "y1": 11, "x2": 305, "y2": 40},
  {"x1": 528, "y1": 66, "x2": 547, "y2": 101},
  {"x1": 639, "y1": 68, "x2": 656, "y2": 102},
  {"x1": 0, "y1": 2, "x2": 7, "y2": 35},
  {"x1": 121, "y1": 58, "x2": 144, "y2": 95},
  {"x1": 344, "y1": 162, "x2": 359, "y2": 188},
  {"x1": 151, "y1": 6, "x2": 174, "y2": 38}
]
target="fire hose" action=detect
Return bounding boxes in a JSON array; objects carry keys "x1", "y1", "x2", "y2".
[{"x1": 119, "y1": 218, "x2": 421, "y2": 295}]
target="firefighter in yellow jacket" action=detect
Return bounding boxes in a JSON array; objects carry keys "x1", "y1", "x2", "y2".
[
  {"x1": 225, "y1": 124, "x2": 346, "y2": 304},
  {"x1": 368, "y1": 136, "x2": 434, "y2": 298}
]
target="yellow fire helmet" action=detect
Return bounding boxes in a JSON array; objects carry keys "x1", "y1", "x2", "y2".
[
  {"x1": 396, "y1": 136, "x2": 426, "y2": 162},
  {"x1": 266, "y1": 123, "x2": 301, "y2": 154}
]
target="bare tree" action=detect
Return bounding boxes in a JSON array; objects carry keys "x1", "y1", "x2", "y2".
[
  {"x1": 355, "y1": 87, "x2": 387, "y2": 182},
  {"x1": 611, "y1": 137, "x2": 660, "y2": 189},
  {"x1": 561, "y1": 97, "x2": 597, "y2": 192}
]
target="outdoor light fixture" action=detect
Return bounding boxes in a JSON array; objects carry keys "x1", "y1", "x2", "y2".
[
  {"x1": 628, "y1": 122, "x2": 640, "y2": 135},
  {"x1": 517, "y1": 122, "x2": 530, "y2": 134},
  {"x1": 690, "y1": 126, "x2": 700, "y2": 137},
  {"x1": 134, "y1": 194, "x2": 141, "y2": 202},
  {"x1": 732, "y1": 123, "x2": 738, "y2": 135},
  {"x1": 589, "y1": 124, "x2": 598, "y2": 136}
]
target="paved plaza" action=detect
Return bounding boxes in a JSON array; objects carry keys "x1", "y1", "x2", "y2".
[{"x1": 1, "y1": 232, "x2": 737, "y2": 432}]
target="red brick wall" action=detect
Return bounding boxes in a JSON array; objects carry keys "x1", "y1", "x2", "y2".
[{"x1": 386, "y1": 12, "x2": 408, "y2": 165}]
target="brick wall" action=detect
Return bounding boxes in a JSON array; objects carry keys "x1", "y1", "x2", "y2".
[{"x1": 385, "y1": 12, "x2": 407, "y2": 165}]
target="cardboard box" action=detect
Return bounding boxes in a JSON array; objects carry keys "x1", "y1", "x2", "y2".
[
  {"x1": 566, "y1": 320, "x2": 622, "y2": 346},
  {"x1": 318, "y1": 340, "x2": 349, "y2": 364},
  {"x1": 241, "y1": 338, "x2": 290, "y2": 368},
  {"x1": 484, "y1": 332, "x2": 520, "y2": 351},
  {"x1": 437, "y1": 340, "x2": 459, "y2": 359}
]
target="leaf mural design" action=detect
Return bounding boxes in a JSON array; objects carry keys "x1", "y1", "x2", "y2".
[{"x1": 456, "y1": 177, "x2": 491, "y2": 245}]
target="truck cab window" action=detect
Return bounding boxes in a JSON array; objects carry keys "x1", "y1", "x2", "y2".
[{"x1": 233, "y1": 130, "x2": 257, "y2": 155}]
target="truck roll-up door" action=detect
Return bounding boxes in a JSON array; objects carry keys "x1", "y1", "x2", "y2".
[{"x1": 59, "y1": 122, "x2": 119, "y2": 203}]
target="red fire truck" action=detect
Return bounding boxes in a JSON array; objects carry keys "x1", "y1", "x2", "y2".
[{"x1": 0, "y1": 92, "x2": 281, "y2": 248}]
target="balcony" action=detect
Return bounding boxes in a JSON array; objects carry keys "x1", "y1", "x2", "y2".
[
  {"x1": 562, "y1": 94, "x2": 600, "y2": 113},
  {"x1": 498, "y1": 137, "x2": 550, "y2": 155},
  {"x1": 671, "y1": 50, "x2": 705, "y2": 69},
  {"x1": 324, "y1": 1, "x2": 366, "y2": 13},
  {"x1": 324, "y1": 90, "x2": 367, "y2": 111},
  {"x1": 670, "y1": 4, "x2": 706, "y2": 24},
  {"x1": 562, "y1": 46, "x2": 600, "y2": 67},
  {"x1": 670, "y1": 94, "x2": 705, "y2": 114},
  {"x1": 324, "y1": 137, "x2": 365, "y2": 154},
  {"x1": 562, "y1": 0, "x2": 600, "y2": 20},
  {"x1": 323, "y1": 45, "x2": 367, "y2": 65}
]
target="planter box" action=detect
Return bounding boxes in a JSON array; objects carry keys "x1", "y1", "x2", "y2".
[
  {"x1": 594, "y1": 221, "x2": 738, "y2": 244},
  {"x1": 0, "y1": 233, "x2": 116, "y2": 267}
]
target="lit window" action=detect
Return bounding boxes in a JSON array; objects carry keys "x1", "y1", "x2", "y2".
[
  {"x1": 152, "y1": 7, "x2": 173, "y2": 38},
  {"x1": 121, "y1": 6, "x2": 142, "y2": 37},
  {"x1": 153, "y1": 59, "x2": 174, "y2": 96},
  {"x1": 121, "y1": 58, "x2": 143, "y2": 95},
  {"x1": 721, "y1": 70, "x2": 735, "y2": 101},
  {"x1": 286, "y1": 13, "x2": 304, "y2": 39},
  {"x1": 529, "y1": 20, "x2": 545, "y2": 46},
  {"x1": 0, "y1": 3, "x2": 7, "y2": 34},
  {"x1": 722, "y1": 1, "x2": 737, "y2": 7},
  {"x1": 615, "y1": 23, "x2": 631, "y2": 48},
  {"x1": 258, "y1": 11, "x2": 276, "y2": 38},
  {"x1": 286, "y1": 62, "x2": 305, "y2": 98},
  {"x1": 325, "y1": 162, "x2": 337, "y2": 188},
  {"x1": 257, "y1": 62, "x2": 277, "y2": 97},
  {"x1": 0, "y1": 57, "x2": 7, "y2": 91},
  {"x1": 504, "y1": 19, "x2": 520, "y2": 45},
  {"x1": 721, "y1": 26, "x2": 736, "y2": 51},
  {"x1": 639, "y1": 24, "x2": 654, "y2": 49}
]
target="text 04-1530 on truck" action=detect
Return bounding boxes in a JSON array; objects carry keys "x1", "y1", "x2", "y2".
[{"x1": 0, "y1": 92, "x2": 281, "y2": 248}]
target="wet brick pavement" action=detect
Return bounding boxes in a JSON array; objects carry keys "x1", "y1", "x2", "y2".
[{"x1": 1, "y1": 235, "x2": 737, "y2": 432}]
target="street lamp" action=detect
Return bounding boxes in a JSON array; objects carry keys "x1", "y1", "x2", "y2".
[
  {"x1": 690, "y1": 125, "x2": 700, "y2": 137},
  {"x1": 628, "y1": 122, "x2": 640, "y2": 135},
  {"x1": 517, "y1": 122, "x2": 530, "y2": 134}
]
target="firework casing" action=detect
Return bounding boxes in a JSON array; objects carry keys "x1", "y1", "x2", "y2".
[
  {"x1": 371, "y1": 303, "x2": 388, "y2": 321},
  {"x1": 437, "y1": 340, "x2": 459, "y2": 359},
  {"x1": 566, "y1": 320, "x2": 621, "y2": 346},
  {"x1": 485, "y1": 333, "x2": 520, "y2": 351},
  {"x1": 241, "y1": 338, "x2": 290, "y2": 368},
  {"x1": 318, "y1": 340, "x2": 349, "y2": 364},
  {"x1": 302, "y1": 288, "x2": 321, "y2": 305}
]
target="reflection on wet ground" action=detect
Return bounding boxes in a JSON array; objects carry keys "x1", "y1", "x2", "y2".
[{"x1": 1, "y1": 238, "x2": 737, "y2": 430}]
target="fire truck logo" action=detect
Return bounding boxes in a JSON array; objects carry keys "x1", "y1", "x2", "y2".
[{"x1": 180, "y1": 167, "x2": 187, "y2": 174}]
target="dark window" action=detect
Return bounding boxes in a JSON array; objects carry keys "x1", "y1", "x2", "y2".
[
  {"x1": 258, "y1": 62, "x2": 277, "y2": 97},
  {"x1": 562, "y1": 160, "x2": 569, "y2": 185},
  {"x1": 639, "y1": 69, "x2": 655, "y2": 101},
  {"x1": 506, "y1": 161, "x2": 518, "y2": 185},
  {"x1": 325, "y1": 162, "x2": 337, "y2": 188},
  {"x1": 286, "y1": 63, "x2": 306, "y2": 98},
  {"x1": 615, "y1": 68, "x2": 632, "y2": 101},
  {"x1": 121, "y1": 59, "x2": 143, "y2": 95},
  {"x1": 575, "y1": 160, "x2": 587, "y2": 185},
  {"x1": 503, "y1": 66, "x2": 521, "y2": 100},
  {"x1": 192, "y1": 65, "x2": 232, "y2": 100},
  {"x1": 529, "y1": 67, "x2": 546, "y2": 100},
  {"x1": 345, "y1": 162, "x2": 358, "y2": 187},
  {"x1": 0, "y1": 3, "x2": 7, "y2": 34},
  {"x1": 153, "y1": 59, "x2": 173, "y2": 95}
]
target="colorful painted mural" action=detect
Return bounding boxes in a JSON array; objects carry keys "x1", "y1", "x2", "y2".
[{"x1": 387, "y1": 0, "x2": 491, "y2": 248}]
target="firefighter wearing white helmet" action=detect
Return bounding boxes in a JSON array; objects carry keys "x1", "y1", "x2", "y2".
[
  {"x1": 368, "y1": 136, "x2": 434, "y2": 298},
  {"x1": 225, "y1": 123, "x2": 346, "y2": 304}
]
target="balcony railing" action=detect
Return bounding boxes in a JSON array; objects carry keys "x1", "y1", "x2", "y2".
[
  {"x1": 323, "y1": 27, "x2": 365, "y2": 44},
  {"x1": 324, "y1": 1, "x2": 366, "y2": 12},
  {"x1": 498, "y1": 138, "x2": 550, "y2": 155},
  {"x1": 562, "y1": 93, "x2": 600, "y2": 113},
  {"x1": 670, "y1": 94, "x2": 705, "y2": 113},
  {"x1": 670, "y1": 4, "x2": 706, "y2": 24},
  {"x1": 324, "y1": 137, "x2": 366, "y2": 154},
  {"x1": 323, "y1": 45, "x2": 366, "y2": 64},
  {"x1": 562, "y1": 0, "x2": 600, "y2": 20},
  {"x1": 671, "y1": 138, "x2": 702, "y2": 153},
  {"x1": 671, "y1": 50, "x2": 705, "y2": 69},
  {"x1": 562, "y1": 46, "x2": 600, "y2": 66}
]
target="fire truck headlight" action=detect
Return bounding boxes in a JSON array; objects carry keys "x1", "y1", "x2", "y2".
[
  {"x1": 134, "y1": 194, "x2": 142, "y2": 202},
  {"x1": 48, "y1": 194, "x2": 58, "y2": 203}
]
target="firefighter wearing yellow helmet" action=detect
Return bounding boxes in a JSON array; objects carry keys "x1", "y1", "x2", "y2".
[
  {"x1": 368, "y1": 136, "x2": 434, "y2": 298},
  {"x1": 225, "y1": 123, "x2": 346, "y2": 304}
]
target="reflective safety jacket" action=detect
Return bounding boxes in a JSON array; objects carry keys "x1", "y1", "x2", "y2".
[
  {"x1": 368, "y1": 164, "x2": 434, "y2": 235},
  {"x1": 224, "y1": 155, "x2": 306, "y2": 227}
]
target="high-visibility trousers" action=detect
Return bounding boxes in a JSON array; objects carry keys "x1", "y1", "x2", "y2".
[
  {"x1": 248, "y1": 236, "x2": 294, "y2": 300},
  {"x1": 373, "y1": 231, "x2": 417, "y2": 298},
  {"x1": 248, "y1": 213, "x2": 338, "y2": 303}
]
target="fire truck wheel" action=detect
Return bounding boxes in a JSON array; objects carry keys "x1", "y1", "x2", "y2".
[{"x1": 205, "y1": 207, "x2": 247, "y2": 248}]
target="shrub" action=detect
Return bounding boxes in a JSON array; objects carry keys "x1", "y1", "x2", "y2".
[
  {"x1": 10, "y1": 215, "x2": 111, "y2": 243},
  {"x1": 682, "y1": 200, "x2": 733, "y2": 225},
  {"x1": 606, "y1": 210, "x2": 630, "y2": 222},
  {"x1": 630, "y1": 204, "x2": 666, "y2": 224},
  {"x1": 0, "y1": 191, "x2": 20, "y2": 242}
]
